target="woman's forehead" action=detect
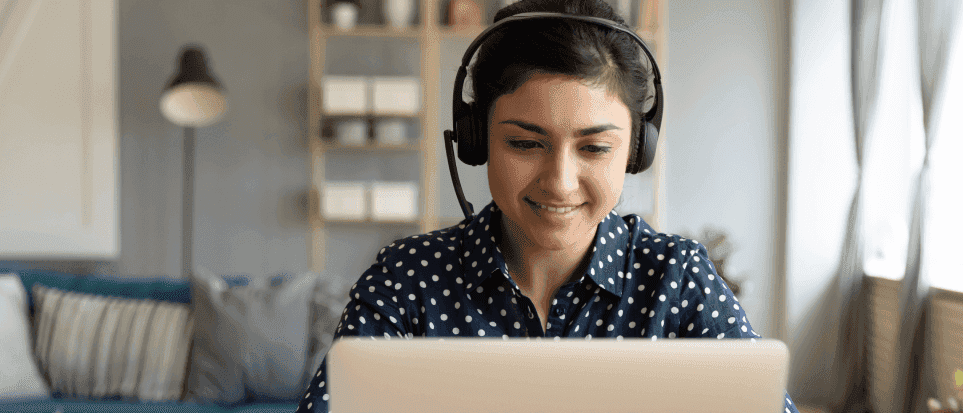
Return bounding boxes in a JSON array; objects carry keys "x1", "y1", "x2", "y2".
[{"x1": 491, "y1": 73, "x2": 631, "y2": 127}]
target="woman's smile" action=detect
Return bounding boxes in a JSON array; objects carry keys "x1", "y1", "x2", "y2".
[{"x1": 524, "y1": 197, "x2": 584, "y2": 214}]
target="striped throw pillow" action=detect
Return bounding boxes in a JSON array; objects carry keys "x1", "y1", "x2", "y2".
[{"x1": 31, "y1": 284, "x2": 194, "y2": 402}]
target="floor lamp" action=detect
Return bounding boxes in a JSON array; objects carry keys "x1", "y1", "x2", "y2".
[{"x1": 159, "y1": 45, "x2": 228, "y2": 277}]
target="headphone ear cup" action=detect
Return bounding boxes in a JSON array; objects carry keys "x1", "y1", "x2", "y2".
[
  {"x1": 457, "y1": 102, "x2": 488, "y2": 166},
  {"x1": 472, "y1": 103, "x2": 489, "y2": 165},
  {"x1": 626, "y1": 120, "x2": 659, "y2": 174},
  {"x1": 454, "y1": 103, "x2": 475, "y2": 165},
  {"x1": 638, "y1": 121, "x2": 659, "y2": 173}
]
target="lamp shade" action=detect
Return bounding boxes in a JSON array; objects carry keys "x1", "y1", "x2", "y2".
[{"x1": 160, "y1": 46, "x2": 228, "y2": 127}]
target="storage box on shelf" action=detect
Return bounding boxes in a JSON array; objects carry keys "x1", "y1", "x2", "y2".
[
  {"x1": 370, "y1": 182, "x2": 419, "y2": 222},
  {"x1": 321, "y1": 182, "x2": 368, "y2": 220},
  {"x1": 318, "y1": 181, "x2": 420, "y2": 224}
]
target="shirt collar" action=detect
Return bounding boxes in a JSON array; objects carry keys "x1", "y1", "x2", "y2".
[
  {"x1": 586, "y1": 210, "x2": 632, "y2": 298},
  {"x1": 459, "y1": 202, "x2": 631, "y2": 298},
  {"x1": 459, "y1": 202, "x2": 509, "y2": 293}
]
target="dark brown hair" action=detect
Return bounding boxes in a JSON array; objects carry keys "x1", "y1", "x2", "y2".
[{"x1": 468, "y1": 0, "x2": 655, "y2": 159}]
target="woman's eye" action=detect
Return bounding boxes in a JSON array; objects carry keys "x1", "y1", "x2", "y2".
[
  {"x1": 582, "y1": 145, "x2": 612, "y2": 154},
  {"x1": 508, "y1": 140, "x2": 541, "y2": 150}
]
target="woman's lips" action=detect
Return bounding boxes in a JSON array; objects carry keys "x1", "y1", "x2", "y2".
[{"x1": 525, "y1": 197, "x2": 581, "y2": 213}]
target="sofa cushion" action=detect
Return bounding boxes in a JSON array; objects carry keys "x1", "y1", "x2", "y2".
[
  {"x1": 14, "y1": 269, "x2": 193, "y2": 311},
  {"x1": 0, "y1": 274, "x2": 50, "y2": 402},
  {"x1": 0, "y1": 399, "x2": 299, "y2": 412},
  {"x1": 186, "y1": 267, "x2": 318, "y2": 406},
  {"x1": 10, "y1": 269, "x2": 254, "y2": 314},
  {"x1": 32, "y1": 285, "x2": 193, "y2": 402}
]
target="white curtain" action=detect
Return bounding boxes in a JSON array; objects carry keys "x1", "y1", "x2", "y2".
[
  {"x1": 832, "y1": 0, "x2": 959, "y2": 411},
  {"x1": 825, "y1": 1, "x2": 885, "y2": 411},
  {"x1": 787, "y1": 0, "x2": 960, "y2": 409},
  {"x1": 892, "y1": 0, "x2": 962, "y2": 412}
]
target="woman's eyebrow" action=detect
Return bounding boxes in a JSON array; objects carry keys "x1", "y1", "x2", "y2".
[{"x1": 498, "y1": 119, "x2": 621, "y2": 136}]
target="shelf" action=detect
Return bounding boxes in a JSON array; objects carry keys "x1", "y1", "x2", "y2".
[
  {"x1": 317, "y1": 24, "x2": 422, "y2": 38},
  {"x1": 322, "y1": 217, "x2": 421, "y2": 226},
  {"x1": 318, "y1": 141, "x2": 421, "y2": 152},
  {"x1": 315, "y1": 23, "x2": 489, "y2": 40},
  {"x1": 321, "y1": 111, "x2": 422, "y2": 118}
]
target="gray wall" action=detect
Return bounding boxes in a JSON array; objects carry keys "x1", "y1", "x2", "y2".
[
  {"x1": 0, "y1": 1, "x2": 311, "y2": 278},
  {"x1": 115, "y1": 0, "x2": 310, "y2": 278},
  {"x1": 663, "y1": 1, "x2": 790, "y2": 339}
]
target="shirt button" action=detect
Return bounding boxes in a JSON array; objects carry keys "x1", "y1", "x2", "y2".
[{"x1": 552, "y1": 307, "x2": 563, "y2": 317}]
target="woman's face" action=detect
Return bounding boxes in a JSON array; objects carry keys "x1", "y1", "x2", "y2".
[{"x1": 488, "y1": 72, "x2": 633, "y2": 251}]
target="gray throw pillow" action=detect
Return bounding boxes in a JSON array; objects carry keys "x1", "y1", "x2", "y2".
[
  {"x1": 303, "y1": 273, "x2": 351, "y2": 389},
  {"x1": 186, "y1": 267, "x2": 318, "y2": 405}
]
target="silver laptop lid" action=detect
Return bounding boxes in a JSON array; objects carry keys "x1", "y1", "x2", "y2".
[{"x1": 328, "y1": 337, "x2": 789, "y2": 413}]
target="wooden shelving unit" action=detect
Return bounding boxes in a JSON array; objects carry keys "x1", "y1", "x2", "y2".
[{"x1": 308, "y1": 0, "x2": 665, "y2": 272}]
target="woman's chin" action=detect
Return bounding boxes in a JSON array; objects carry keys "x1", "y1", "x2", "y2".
[
  {"x1": 520, "y1": 225, "x2": 594, "y2": 252},
  {"x1": 498, "y1": 202, "x2": 603, "y2": 252}
]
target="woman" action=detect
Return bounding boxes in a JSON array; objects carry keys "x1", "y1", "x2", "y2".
[{"x1": 299, "y1": 0, "x2": 799, "y2": 412}]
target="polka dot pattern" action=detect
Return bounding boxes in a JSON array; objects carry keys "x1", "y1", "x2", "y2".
[{"x1": 297, "y1": 201, "x2": 797, "y2": 413}]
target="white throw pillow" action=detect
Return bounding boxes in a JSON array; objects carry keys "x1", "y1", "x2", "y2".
[
  {"x1": 30, "y1": 284, "x2": 194, "y2": 401},
  {"x1": 0, "y1": 274, "x2": 50, "y2": 401}
]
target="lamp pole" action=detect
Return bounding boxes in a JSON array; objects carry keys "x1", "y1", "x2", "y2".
[
  {"x1": 160, "y1": 45, "x2": 227, "y2": 278},
  {"x1": 182, "y1": 126, "x2": 195, "y2": 278}
]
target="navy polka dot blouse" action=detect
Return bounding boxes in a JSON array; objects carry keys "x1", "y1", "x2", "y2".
[{"x1": 298, "y1": 201, "x2": 799, "y2": 413}]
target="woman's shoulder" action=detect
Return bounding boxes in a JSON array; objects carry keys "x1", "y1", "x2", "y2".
[
  {"x1": 352, "y1": 204, "x2": 501, "y2": 293},
  {"x1": 372, "y1": 222, "x2": 468, "y2": 265},
  {"x1": 616, "y1": 212, "x2": 724, "y2": 293},
  {"x1": 617, "y1": 212, "x2": 732, "y2": 300},
  {"x1": 617, "y1": 212, "x2": 710, "y2": 262},
  {"x1": 372, "y1": 203, "x2": 499, "y2": 267},
  {"x1": 347, "y1": 222, "x2": 471, "y2": 298}
]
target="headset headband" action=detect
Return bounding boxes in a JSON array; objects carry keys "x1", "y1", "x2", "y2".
[
  {"x1": 444, "y1": 11, "x2": 664, "y2": 220},
  {"x1": 452, "y1": 12, "x2": 663, "y2": 133}
]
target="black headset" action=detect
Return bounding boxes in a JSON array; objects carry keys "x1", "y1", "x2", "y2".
[{"x1": 443, "y1": 11, "x2": 664, "y2": 220}]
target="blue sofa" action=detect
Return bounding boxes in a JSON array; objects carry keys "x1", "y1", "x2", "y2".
[
  {"x1": 0, "y1": 267, "x2": 310, "y2": 413},
  {"x1": 0, "y1": 399, "x2": 297, "y2": 413}
]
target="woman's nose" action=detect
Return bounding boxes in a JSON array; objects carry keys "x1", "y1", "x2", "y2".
[{"x1": 539, "y1": 148, "x2": 579, "y2": 196}]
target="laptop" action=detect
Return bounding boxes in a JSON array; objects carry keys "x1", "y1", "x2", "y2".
[{"x1": 327, "y1": 337, "x2": 790, "y2": 413}]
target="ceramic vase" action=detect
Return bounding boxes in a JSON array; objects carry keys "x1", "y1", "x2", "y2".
[
  {"x1": 331, "y1": 2, "x2": 359, "y2": 30},
  {"x1": 335, "y1": 119, "x2": 368, "y2": 146},
  {"x1": 383, "y1": 0, "x2": 415, "y2": 29},
  {"x1": 375, "y1": 119, "x2": 407, "y2": 146},
  {"x1": 448, "y1": 0, "x2": 482, "y2": 29}
]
